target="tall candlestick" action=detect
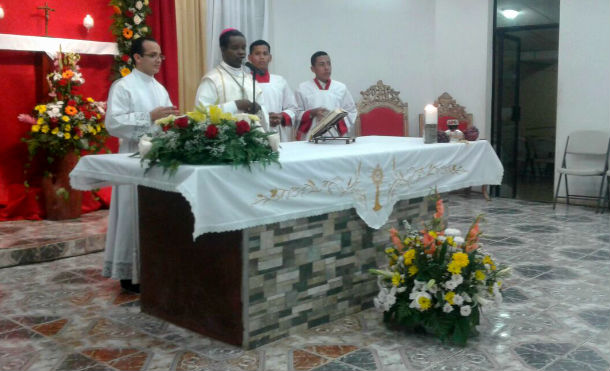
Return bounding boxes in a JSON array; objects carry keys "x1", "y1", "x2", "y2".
[{"x1": 424, "y1": 104, "x2": 437, "y2": 124}]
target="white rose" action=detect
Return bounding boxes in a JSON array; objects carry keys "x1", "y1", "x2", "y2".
[
  {"x1": 451, "y1": 274, "x2": 464, "y2": 285},
  {"x1": 443, "y1": 303, "x2": 454, "y2": 313},
  {"x1": 135, "y1": 1, "x2": 143, "y2": 10},
  {"x1": 138, "y1": 135, "x2": 153, "y2": 157},
  {"x1": 453, "y1": 294, "x2": 464, "y2": 306},
  {"x1": 454, "y1": 236, "x2": 465, "y2": 245},
  {"x1": 460, "y1": 305, "x2": 472, "y2": 316},
  {"x1": 134, "y1": 14, "x2": 142, "y2": 25},
  {"x1": 444, "y1": 228, "x2": 462, "y2": 237},
  {"x1": 444, "y1": 280, "x2": 457, "y2": 290}
]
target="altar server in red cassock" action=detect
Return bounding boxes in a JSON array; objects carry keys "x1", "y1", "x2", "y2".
[
  {"x1": 295, "y1": 51, "x2": 357, "y2": 141},
  {"x1": 248, "y1": 40, "x2": 298, "y2": 142}
]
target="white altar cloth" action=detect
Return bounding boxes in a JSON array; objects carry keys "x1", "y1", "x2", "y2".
[
  {"x1": 0, "y1": 33, "x2": 118, "y2": 58},
  {"x1": 70, "y1": 136, "x2": 503, "y2": 239}
]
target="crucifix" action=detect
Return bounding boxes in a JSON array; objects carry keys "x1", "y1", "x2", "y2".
[{"x1": 37, "y1": 2, "x2": 55, "y2": 36}]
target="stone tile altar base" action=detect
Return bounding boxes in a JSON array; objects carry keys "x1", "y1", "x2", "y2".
[{"x1": 242, "y1": 196, "x2": 437, "y2": 349}]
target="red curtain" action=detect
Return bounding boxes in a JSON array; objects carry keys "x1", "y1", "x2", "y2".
[{"x1": 149, "y1": 0, "x2": 180, "y2": 107}]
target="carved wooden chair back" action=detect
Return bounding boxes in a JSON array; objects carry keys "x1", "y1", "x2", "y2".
[
  {"x1": 419, "y1": 92, "x2": 473, "y2": 136},
  {"x1": 355, "y1": 80, "x2": 409, "y2": 137}
]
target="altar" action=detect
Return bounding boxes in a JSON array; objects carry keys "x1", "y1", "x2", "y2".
[{"x1": 70, "y1": 136, "x2": 503, "y2": 348}]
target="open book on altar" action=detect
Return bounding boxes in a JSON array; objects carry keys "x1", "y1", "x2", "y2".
[{"x1": 307, "y1": 108, "x2": 349, "y2": 140}]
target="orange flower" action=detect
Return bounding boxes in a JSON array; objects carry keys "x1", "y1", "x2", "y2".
[
  {"x1": 62, "y1": 70, "x2": 74, "y2": 79},
  {"x1": 120, "y1": 67, "x2": 131, "y2": 77},
  {"x1": 464, "y1": 243, "x2": 479, "y2": 253},
  {"x1": 434, "y1": 199, "x2": 444, "y2": 219},
  {"x1": 65, "y1": 106, "x2": 78, "y2": 116},
  {"x1": 112, "y1": 5, "x2": 122, "y2": 14},
  {"x1": 422, "y1": 231, "x2": 435, "y2": 246},
  {"x1": 424, "y1": 245, "x2": 437, "y2": 255},
  {"x1": 122, "y1": 28, "x2": 134, "y2": 39}
]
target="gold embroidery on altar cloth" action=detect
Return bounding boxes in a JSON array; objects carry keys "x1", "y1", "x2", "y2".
[{"x1": 252, "y1": 158, "x2": 467, "y2": 207}]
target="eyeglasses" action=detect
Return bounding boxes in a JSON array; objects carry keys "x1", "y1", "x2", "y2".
[{"x1": 142, "y1": 53, "x2": 166, "y2": 60}]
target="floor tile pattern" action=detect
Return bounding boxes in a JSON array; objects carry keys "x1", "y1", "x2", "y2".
[{"x1": 0, "y1": 195, "x2": 608, "y2": 370}]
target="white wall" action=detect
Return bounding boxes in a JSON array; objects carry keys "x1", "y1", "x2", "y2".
[
  {"x1": 433, "y1": 0, "x2": 494, "y2": 139},
  {"x1": 556, "y1": 0, "x2": 610, "y2": 198},
  {"x1": 267, "y1": 0, "x2": 493, "y2": 138}
]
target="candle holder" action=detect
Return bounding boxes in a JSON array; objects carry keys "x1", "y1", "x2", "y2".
[
  {"x1": 424, "y1": 123, "x2": 437, "y2": 144},
  {"x1": 445, "y1": 119, "x2": 463, "y2": 142}
]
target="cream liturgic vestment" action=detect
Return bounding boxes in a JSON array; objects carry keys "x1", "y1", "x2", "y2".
[
  {"x1": 295, "y1": 78, "x2": 357, "y2": 141},
  {"x1": 195, "y1": 61, "x2": 271, "y2": 132},
  {"x1": 104, "y1": 68, "x2": 173, "y2": 283},
  {"x1": 255, "y1": 71, "x2": 298, "y2": 142}
]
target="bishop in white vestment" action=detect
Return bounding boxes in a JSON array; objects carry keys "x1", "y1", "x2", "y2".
[
  {"x1": 105, "y1": 38, "x2": 178, "y2": 289},
  {"x1": 194, "y1": 29, "x2": 271, "y2": 133},
  {"x1": 248, "y1": 40, "x2": 298, "y2": 142},
  {"x1": 295, "y1": 51, "x2": 357, "y2": 141}
]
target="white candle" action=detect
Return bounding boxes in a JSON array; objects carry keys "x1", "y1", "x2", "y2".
[{"x1": 424, "y1": 104, "x2": 437, "y2": 124}]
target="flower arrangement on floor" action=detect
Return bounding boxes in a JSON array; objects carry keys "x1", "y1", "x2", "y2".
[
  {"x1": 19, "y1": 51, "x2": 108, "y2": 170},
  {"x1": 138, "y1": 105, "x2": 280, "y2": 174},
  {"x1": 109, "y1": 0, "x2": 152, "y2": 79},
  {"x1": 370, "y1": 195, "x2": 510, "y2": 345}
]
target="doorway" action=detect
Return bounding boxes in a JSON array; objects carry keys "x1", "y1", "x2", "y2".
[{"x1": 491, "y1": 1, "x2": 559, "y2": 202}]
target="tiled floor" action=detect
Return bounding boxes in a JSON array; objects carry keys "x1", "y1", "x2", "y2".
[{"x1": 0, "y1": 195, "x2": 608, "y2": 371}]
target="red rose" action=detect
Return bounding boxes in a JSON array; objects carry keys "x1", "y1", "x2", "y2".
[
  {"x1": 205, "y1": 124, "x2": 218, "y2": 139},
  {"x1": 121, "y1": 54, "x2": 130, "y2": 62},
  {"x1": 236, "y1": 120, "x2": 250, "y2": 136},
  {"x1": 68, "y1": 99, "x2": 77, "y2": 107},
  {"x1": 75, "y1": 127, "x2": 82, "y2": 136},
  {"x1": 174, "y1": 116, "x2": 189, "y2": 129},
  {"x1": 58, "y1": 79, "x2": 68, "y2": 86},
  {"x1": 124, "y1": 10, "x2": 134, "y2": 17}
]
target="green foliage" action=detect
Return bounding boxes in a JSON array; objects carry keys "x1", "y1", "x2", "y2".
[
  {"x1": 109, "y1": 0, "x2": 153, "y2": 80},
  {"x1": 140, "y1": 106, "x2": 280, "y2": 174},
  {"x1": 371, "y1": 194, "x2": 510, "y2": 345}
]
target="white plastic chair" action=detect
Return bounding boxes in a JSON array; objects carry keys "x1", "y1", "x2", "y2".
[
  {"x1": 601, "y1": 170, "x2": 610, "y2": 213},
  {"x1": 552, "y1": 130, "x2": 610, "y2": 211}
]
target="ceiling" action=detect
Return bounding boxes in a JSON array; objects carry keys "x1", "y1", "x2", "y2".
[
  {"x1": 497, "y1": 0, "x2": 559, "y2": 55},
  {"x1": 496, "y1": 0, "x2": 559, "y2": 27}
]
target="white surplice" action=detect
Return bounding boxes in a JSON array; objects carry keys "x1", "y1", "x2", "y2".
[
  {"x1": 295, "y1": 78, "x2": 358, "y2": 140},
  {"x1": 194, "y1": 61, "x2": 271, "y2": 132},
  {"x1": 257, "y1": 72, "x2": 298, "y2": 142},
  {"x1": 104, "y1": 68, "x2": 173, "y2": 283}
]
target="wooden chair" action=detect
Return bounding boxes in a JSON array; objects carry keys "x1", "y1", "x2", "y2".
[
  {"x1": 355, "y1": 80, "x2": 409, "y2": 137},
  {"x1": 419, "y1": 92, "x2": 489, "y2": 200},
  {"x1": 418, "y1": 92, "x2": 473, "y2": 136}
]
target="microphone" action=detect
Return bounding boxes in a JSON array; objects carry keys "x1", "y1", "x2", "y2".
[{"x1": 245, "y1": 62, "x2": 265, "y2": 76}]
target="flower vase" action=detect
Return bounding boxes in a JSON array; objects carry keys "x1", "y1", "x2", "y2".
[{"x1": 41, "y1": 152, "x2": 82, "y2": 220}]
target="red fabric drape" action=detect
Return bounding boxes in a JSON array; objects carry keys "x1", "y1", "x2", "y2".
[{"x1": 149, "y1": 0, "x2": 179, "y2": 107}]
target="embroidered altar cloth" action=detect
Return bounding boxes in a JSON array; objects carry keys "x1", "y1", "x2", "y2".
[{"x1": 70, "y1": 136, "x2": 503, "y2": 239}]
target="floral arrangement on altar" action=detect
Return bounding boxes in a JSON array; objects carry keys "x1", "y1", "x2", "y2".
[
  {"x1": 109, "y1": 0, "x2": 152, "y2": 79},
  {"x1": 19, "y1": 51, "x2": 108, "y2": 170},
  {"x1": 370, "y1": 195, "x2": 510, "y2": 345},
  {"x1": 138, "y1": 105, "x2": 280, "y2": 174}
]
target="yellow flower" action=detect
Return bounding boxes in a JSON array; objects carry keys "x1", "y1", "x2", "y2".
[
  {"x1": 429, "y1": 230, "x2": 437, "y2": 239},
  {"x1": 403, "y1": 237, "x2": 412, "y2": 245},
  {"x1": 403, "y1": 249, "x2": 416, "y2": 265},
  {"x1": 51, "y1": 127, "x2": 59, "y2": 134},
  {"x1": 96, "y1": 114, "x2": 101, "y2": 120},
  {"x1": 475, "y1": 270, "x2": 486, "y2": 281},
  {"x1": 87, "y1": 97, "x2": 94, "y2": 103},
  {"x1": 408, "y1": 265, "x2": 418, "y2": 276},
  {"x1": 446, "y1": 236, "x2": 454, "y2": 245},
  {"x1": 187, "y1": 110, "x2": 207, "y2": 122},
  {"x1": 64, "y1": 132, "x2": 71, "y2": 139},
  {"x1": 483, "y1": 255, "x2": 494, "y2": 265},
  {"x1": 87, "y1": 124, "x2": 94, "y2": 132},
  {"x1": 385, "y1": 247, "x2": 395, "y2": 254},
  {"x1": 31, "y1": 125, "x2": 40, "y2": 133},
  {"x1": 392, "y1": 273, "x2": 401, "y2": 287},
  {"x1": 37, "y1": 117, "x2": 44, "y2": 125},
  {"x1": 452, "y1": 252, "x2": 469, "y2": 267},
  {"x1": 41, "y1": 125, "x2": 49, "y2": 133},
  {"x1": 444, "y1": 291, "x2": 455, "y2": 305},
  {"x1": 96, "y1": 125, "x2": 101, "y2": 132},
  {"x1": 447, "y1": 261, "x2": 462, "y2": 275},
  {"x1": 35, "y1": 105, "x2": 47, "y2": 114},
  {"x1": 62, "y1": 115, "x2": 70, "y2": 122},
  {"x1": 120, "y1": 67, "x2": 131, "y2": 77},
  {"x1": 418, "y1": 296, "x2": 431, "y2": 310},
  {"x1": 64, "y1": 124, "x2": 71, "y2": 131},
  {"x1": 208, "y1": 105, "x2": 222, "y2": 124}
]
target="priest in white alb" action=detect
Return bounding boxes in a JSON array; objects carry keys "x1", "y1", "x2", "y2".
[
  {"x1": 195, "y1": 29, "x2": 273, "y2": 135},
  {"x1": 295, "y1": 51, "x2": 357, "y2": 141},
  {"x1": 105, "y1": 37, "x2": 179, "y2": 293},
  {"x1": 248, "y1": 39, "x2": 298, "y2": 142}
]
